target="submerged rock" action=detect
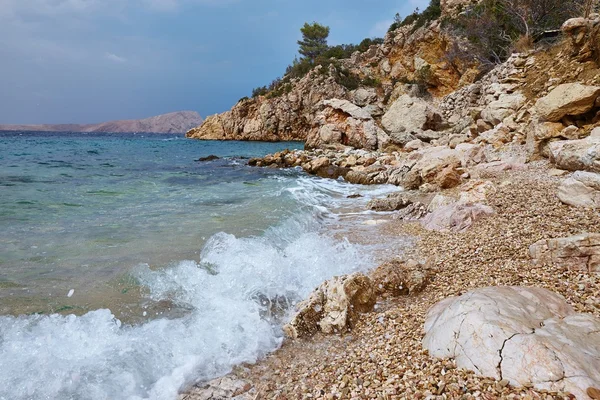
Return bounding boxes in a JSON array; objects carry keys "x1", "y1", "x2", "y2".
[
  {"x1": 283, "y1": 273, "x2": 376, "y2": 339},
  {"x1": 423, "y1": 286, "x2": 600, "y2": 399}
]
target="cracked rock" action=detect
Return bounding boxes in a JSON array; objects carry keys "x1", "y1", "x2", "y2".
[{"x1": 423, "y1": 286, "x2": 600, "y2": 399}]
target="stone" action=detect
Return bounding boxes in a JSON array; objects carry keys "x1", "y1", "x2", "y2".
[
  {"x1": 367, "y1": 193, "x2": 411, "y2": 211},
  {"x1": 535, "y1": 83, "x2": 600, "y2": 122},
  {"x1": 557, "y1": 171, "x2": 600, "y2": 208},
  {"x1": 562, "y1": 17, "x2": 590, "y2": 33},
  {"x1": 458, "y1": 180, "x2": 496, "y2": 204},
  {"x1": 436, "y1": 165, "x2": 462, "y2": 189},
  {"x1": 480, "y1": 93, "x2": 526, "y2": 125},
  {"x1": 371, "y1": 259, "x2": 431, "y2": 297},
  {"x1": 283, "y1": 273, "x2": 376, "y2": 339},
  {"x1": 404, "y1": 139, "x2": 426, "y2": 152},
  {"x1": 530, "y1": 233, "x2": 600, "y2": 273},
  {"x1": 322, "y1": 99, "x2": 371, "y2": 120},
  {"x1": 423, "y1": 286, "x2": 600, "y2": 400},
  {"x1": 549, "y1": 135, "x2": 600, "y2": 172},
  {"x1": 382, "y1": 95, "x2": 444, "y2": 134},
  {"x1": 352, "y1": 88, "x2": 377, "y2": 107},
  {"x1": 183, "y1": 376, "x2": 253, "y2": 400},
  {"x1": 422, "y1": 202, "x2": 495, "y2": 232}
]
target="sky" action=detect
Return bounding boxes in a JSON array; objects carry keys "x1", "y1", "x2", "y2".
[{"x1": 0, "y1": 0, "x2": 429, "y2": 124}]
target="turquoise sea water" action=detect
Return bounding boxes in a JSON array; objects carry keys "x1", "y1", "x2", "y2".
[{"x1": 0, "y1": 132, "x2": 399, "y2": 400}]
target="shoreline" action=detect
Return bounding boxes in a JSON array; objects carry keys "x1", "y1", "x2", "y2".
[{"x1": 181, "y1": 160, "x2": 600, "y2": 399}]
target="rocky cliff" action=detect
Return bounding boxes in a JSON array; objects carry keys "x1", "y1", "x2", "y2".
[
  {"x1": 0, "y1": 111, "x2": 203, "y2": 134},
  {"x1": 186, "y1": 12, "x2": 479, "y2": 143}
]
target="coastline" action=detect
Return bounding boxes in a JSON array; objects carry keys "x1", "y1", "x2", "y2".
[{"x1": 181, "y1": 160, "x2": 600, "y2": 399}]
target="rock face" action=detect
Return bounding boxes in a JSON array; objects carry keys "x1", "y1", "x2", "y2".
[
  {"x1": 423, "y1": 286, "x2": 600, "y2": 399},
  {"x1": 558, "y1": 171, "x2": 600, "y2": 208},
  {"x1": 381, "y1": 95, "x2": 444, "y2": 141},
  {"x1": 534, "y1": 83, "x2": 600, "y2": 122},
  {"x1": 530, "y1": 233, "x2": 600, "y2": 273},
  {"x1": 306, "y1": 99, "x2": 389, "y2": 150},
  {"x1": 283, "y1": 273, "x2": 376, "y2": 339},
  {"x1": 187, "y1": 69, "x2": 348, "y2": 142},
  {"x1": 0, "y1": 111, "x2": 204, "y2": 134}
]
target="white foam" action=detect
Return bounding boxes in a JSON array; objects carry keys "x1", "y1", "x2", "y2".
[{"x1": 0, "y1": 175, "x2": 383, "y2": 400}]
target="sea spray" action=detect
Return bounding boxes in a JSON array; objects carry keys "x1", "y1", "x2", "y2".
[{"x1": 0, "y1": 174, "x2": 400, "y2": 400}]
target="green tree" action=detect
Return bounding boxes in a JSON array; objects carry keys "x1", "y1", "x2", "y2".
[{"x1": 297, "y1": 22, "x2": 330, "y2": 63}]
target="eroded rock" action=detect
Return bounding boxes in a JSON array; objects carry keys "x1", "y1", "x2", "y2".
[
  {"x1": 530, "y1": 233, "x2": 600, "y2": 273},
  {"x1": 371, "y1": 259, "x2": 431, "y2": 297},
  {"x1": 423, "y1": 286, "x2": 600, "y2": 399},
  {"x1": 283, "y1": 273, "x2": 376, "y2": 339},
  {"x1": 549, "y1": 134, "x2": 600, "y2": 172}
]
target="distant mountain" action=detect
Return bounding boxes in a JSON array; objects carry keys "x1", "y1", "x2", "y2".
[{"x1": 0, "y1": 111, "x2": 203, "y2": 134}]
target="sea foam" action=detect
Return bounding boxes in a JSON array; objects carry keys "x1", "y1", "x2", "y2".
[{"x1": 0, "y1": 175, "x2": 395, "y2": 400}]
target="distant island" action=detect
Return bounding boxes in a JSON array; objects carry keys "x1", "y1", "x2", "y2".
[{"x1": 0, "y1": 111, "x2": 203, "y2": 134}]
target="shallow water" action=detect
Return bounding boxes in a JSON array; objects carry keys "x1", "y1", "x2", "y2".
[{"x1": 0, "y1": 132, "x2": 402, "y2": 400}]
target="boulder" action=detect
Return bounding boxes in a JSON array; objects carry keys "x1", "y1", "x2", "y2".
[
  {"x1": 480, "y1": 93, "x2": 526, "y2": 125},
  {"x1": 352, "y1": 88, "x2": 378, "y2": 107},
  {"x1": 371, "y1": 259, "x2": 431, "y2": 297},
  {"x1": 558, "y1": 171, "x2": 600, "y2": 208},
  {"x1": 535, "y1": 83, "x2": 600, "y2": 122},
  {"x1": 422, "y1": 202, "x2": 495, "y2": 232},
  {"x1": 423, "y1": 287, "x2": 600, "y2": 400},
  {"x1": 530, "y1": 233, "x2": 600, "y2": 273},
  {"x1": 283, "y1": 273, "x2": 376, "y2": 339},
  {"x1": 549, "y1": 135, "x2": 600, "y2": 172},
  {"x1": 382, "y1": 95, "x2": 444, "y2": 135}
]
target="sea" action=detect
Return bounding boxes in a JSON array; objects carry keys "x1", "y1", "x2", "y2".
[{"x1": 0, "y1": 131, "x2": 402, "y2": 400}]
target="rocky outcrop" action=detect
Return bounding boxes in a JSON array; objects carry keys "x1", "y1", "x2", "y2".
[
  {"x1": 187, "y1": 69, "x2": 347, "y2": 142},
  {"x1": 306, "y1": 99, "x2": 389, "y2": 150},
  {"x1": 381, "y1": 95, "x2": 444, "y2": 143},
  {"x1": 423, "y1": 286, "x2": 600, "y2": 399},
  {"x1": 530, "y1": 233, "x2": 600, "y2": 273},
  {"x1": 283, "y1": 273, "x2": 376, "y2": 339},
  {"x1": 558, "y1": 171, "x2": 600, "y2": 208}
]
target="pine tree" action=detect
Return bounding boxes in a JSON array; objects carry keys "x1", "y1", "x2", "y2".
[{"x1": 297, "y1": 22, "x2": 330, "y2": 63}]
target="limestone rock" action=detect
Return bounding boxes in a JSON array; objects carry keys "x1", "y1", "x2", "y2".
[
  {"x1": 423, "y1": 286, "x2": 600, "y2": 400},
  {"x1": 283, "y1": 273, "x2": 376, "y2": 339},
  {"x1": 422, "y1": 202, "x2": 495, "y2": 232},
  {"x1": 549, "y1": 135, "x2": 600, "y2": 172},
  {"x1": 367, "y1": 193, "x2": 411, "y2": 211},
  {"x1": 480, "y1": 93, "x2": 526, "y2": 125},
  {"x1": 558, "y1": 171, "x2": 600, "y2": 208},
  {"x1": 530, "y1": 233, "x2": 600, "y2": 273},
  {"x1": 306, "y1": 99, "x2": 389, "y2": 150},
  {"x1": 371, "y1": 259, "x2": 431, "y2": 297},
  {"x1": 535, "y1": 83, "x2": 600, "y2": 122},
  {"x1": 382, "y1": 95, "x2": 444, "y2": 135}
]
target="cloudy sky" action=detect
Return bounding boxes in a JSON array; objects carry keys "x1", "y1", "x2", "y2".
[{"x1": 0, "y1": 0, "x2": 428, "y2": 124}]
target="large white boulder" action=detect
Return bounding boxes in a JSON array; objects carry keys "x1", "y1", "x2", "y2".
[
  {"x1": 535, "y1": 83, "x2": 600, "y2": 122},
  {"x1": 423, "y1": 287, "x2": 600, "y2": 399}
]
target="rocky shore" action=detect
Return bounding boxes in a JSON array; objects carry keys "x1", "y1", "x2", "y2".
[{"x1": 181, "y1": 9, "x2": 600, "y2": 400}]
